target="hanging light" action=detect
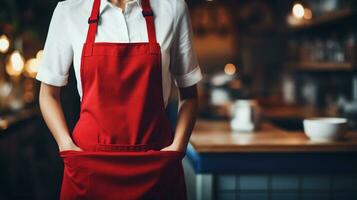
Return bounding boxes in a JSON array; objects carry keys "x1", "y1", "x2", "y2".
[
  {"x1": 292, "y1": 3, "x2": 305, "y2": 19},
  {"x1": 22, "y1": 49, "x2": 44, "y2": 78},
  {"x1": 303, "y1": 8, "x2": 313, "y2": 20},
  {"x1": 6, "y1": 50, "x2": 25, "y2": 76},
  {"x1": 0, "y1": 35, "x2": 10, "y2": 53},
  {"x1": 24, "y1": 58, "x2": 40, "y2": 77},
  {"x1": 23, "y1": 49, "x2": 43, "y2": 77},
  {"x1": 224, "y1": 63, "x2": 237, "y2": 75}
]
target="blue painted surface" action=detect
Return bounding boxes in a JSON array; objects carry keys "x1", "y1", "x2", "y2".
[
  {"x1": 301, "y1": 192, "x2": 330, "y2": 200},
  {"x1": 332, "y1": 174, "x2": 357, "y2": 190},
  {"x1": 186, "y1": 146, "x2": 357, "y2": 174},
  {"x1": 215, "y1": 173, "x2": 357, "y2": 200},
  {"x1": 239, "y1": 193, "x2": 269, "y2": 200},
  {"x1": 271, "y1": 175, "x2": 299, "y2": 190},
  {"x1": 217, "y1": 175, "x2": 236, "y2": 191},
  {"x1": 217, "y1": 192, "x2": 236, "y2": 200},
  {"x1": 271, "y1": 192, "x2": 299, "y2": 200},
  {"x1": 333, "y1": 192, "x2": 357, "y2": 200},
  {"x1": 302, "y1": 175, "x2": 330, "y2": 190},
  {"x1": 239, "y1": 175, "x2": 269, "y2": 190}
]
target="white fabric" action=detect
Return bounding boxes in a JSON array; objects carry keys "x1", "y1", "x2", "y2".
[{"x1": 35, "y1": 0, "x2": 203, "y2": 107}]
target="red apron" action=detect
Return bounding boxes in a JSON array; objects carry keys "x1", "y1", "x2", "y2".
[{"x1": 58, "y1": 0, "x2": 187, "y2": 199}]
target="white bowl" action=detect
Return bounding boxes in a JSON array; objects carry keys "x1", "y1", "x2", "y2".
[{"x1": 303, "y1": 117, "x2": 348, "y2": 141}]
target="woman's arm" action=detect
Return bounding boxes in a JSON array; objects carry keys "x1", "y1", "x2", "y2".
[
  {"x1": 161, "y1": 84, "x2": 198, "y2": 153},
  {"x1": 160, "y1": 1, "x2": 202, "y2": 153},
  {"x1": 38, "y1": 83, "x2": 83, "y2": 152}
]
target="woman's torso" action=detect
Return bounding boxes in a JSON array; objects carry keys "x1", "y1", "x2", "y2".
[{"x1": 55, "y1": 0, "x2": 180, "y2": 107}]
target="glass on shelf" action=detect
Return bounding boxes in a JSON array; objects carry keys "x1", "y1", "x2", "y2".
[{"x1": 344, "y1": 33, "x2": 356, "y2": 63}]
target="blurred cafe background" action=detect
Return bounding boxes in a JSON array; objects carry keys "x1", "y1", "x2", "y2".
[{"x1": 1, "y1": 0, "x2": 357, "y2": 199}]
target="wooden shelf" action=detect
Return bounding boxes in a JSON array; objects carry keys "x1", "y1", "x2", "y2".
[
  {"x1": 286, "y1": 62, "x2": 354, "y2": 71},
  {"x1": 288, "y1": 8, "x2": 356, "y2": 30},
  {"x1": 262, "y1": 105, "x2": 324, "y2": 119}
]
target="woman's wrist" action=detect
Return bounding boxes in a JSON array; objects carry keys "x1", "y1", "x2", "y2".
[
  {"x1": 171, "y1": 140, "x2": 187, "y2": 152},
  {"x1": 57, "y1": 134, "x2": 74, "y2": 151}
]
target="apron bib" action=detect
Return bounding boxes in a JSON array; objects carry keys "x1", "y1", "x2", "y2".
[{"x1": 58, "y1": 0, "x2": 187, "y2": 199}]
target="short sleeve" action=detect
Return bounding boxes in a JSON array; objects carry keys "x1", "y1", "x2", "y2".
[
  {"x1": 35, "y1": 2, "x2": 73, "y2": 87},
  {"x1": 169, "y1": 0, "x2": 203, "y2": 88}
]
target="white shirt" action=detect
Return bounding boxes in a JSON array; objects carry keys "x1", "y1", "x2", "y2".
[{"x1": 35, "y1": 0, "x2": 203, "y2": 108}]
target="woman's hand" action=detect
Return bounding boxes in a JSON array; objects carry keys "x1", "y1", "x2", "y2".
[
  {"x1": 59, "y1": 140, "x2": 84, "y2": 152},
  {"x1": 160, "y1": 143, "x2": 186, "y2": 153}
]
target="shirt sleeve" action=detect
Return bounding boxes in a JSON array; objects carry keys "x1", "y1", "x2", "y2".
[
  {"x1": 169, "y1": 0, "x2": 203, "y2": 88},
  {"x1": 35, "y1": 2, "x2": 73, "y2": 87}
]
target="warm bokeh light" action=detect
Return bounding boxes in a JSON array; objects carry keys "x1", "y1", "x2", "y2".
[
  {"x1": 36, "y1": 49, "x2": 44, "y2": 59},
  {"x1": 224, "y1": 63, "x2": 237, "y2": 75},
  {"x1": 23, "y1": 79, "x2": 35, "y2": 102},
  {"x1": 304, "y1": 8, "x2": 313, "y2": 20},
  {"x1": 287, "y1": 14, "x2": 299, "y2": 26},
  {"x1": 292, "y1": 3, "x2": 305, "y2": 18},
  {"x1": 24, "y1": 58, "x2": 40, "y2": 77},
  {"x1": 6, "y1": 50, "x2": 25, "y2": 76},
  {"x1": 0, "y1": 34, "x2": 10, "y2": 53},
  {"x1": 0, "y1": 118, "x2": 9, "y2": 130},
  {"x1": 24, "y1": 91, "x2": 34, "y2": 102}
]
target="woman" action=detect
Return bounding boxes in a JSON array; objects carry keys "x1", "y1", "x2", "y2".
[{"x1": 35, "y1": 0, "x2": 202, "y2": 199}]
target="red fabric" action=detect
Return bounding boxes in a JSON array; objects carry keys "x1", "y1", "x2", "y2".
[{"x1": 58, "y1": 0, "x2": 187, "y2": 199}]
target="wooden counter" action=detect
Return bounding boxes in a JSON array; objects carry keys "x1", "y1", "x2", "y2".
[
  {"x1": 189, "y1": 119, "x2": 357, "y2": 153},
  {"x1": 185, "y1": 119, "x2": 357, "y2": 200}
]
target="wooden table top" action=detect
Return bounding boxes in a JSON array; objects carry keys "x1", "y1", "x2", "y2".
[{"x1": 189, "y1": 119, "x2": 357, "y2": 153}]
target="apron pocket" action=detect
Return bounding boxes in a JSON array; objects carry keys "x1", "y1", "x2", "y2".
[
  {"x1": 80, "y1": 150, "x2": 187, "y2": 200},
  {"x1": 148, "y1": 149, "x2": 186, "y2": 160},
  {"x1": 59, "y1": 150, "x2": 91, "y2": 200}
]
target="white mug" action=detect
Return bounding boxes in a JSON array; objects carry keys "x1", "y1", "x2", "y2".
[{"x1": 230, "y1": 99, "x2": 261, "y2": 132}]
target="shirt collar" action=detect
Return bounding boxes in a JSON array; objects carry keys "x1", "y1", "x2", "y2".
[{"x1": 100, "y1": 0, "x2": 141, "y2": 14}]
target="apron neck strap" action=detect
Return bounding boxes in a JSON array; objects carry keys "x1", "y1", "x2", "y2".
[
  {"x1": 86, "y1": 0, "x2": 101, "y2": 44},
  {"x1": 85, "y1": 0, "x2": 157, "y2": 45},
  {"x1": 141, "y1": 0, "x2": 157, "y2": 44}
]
